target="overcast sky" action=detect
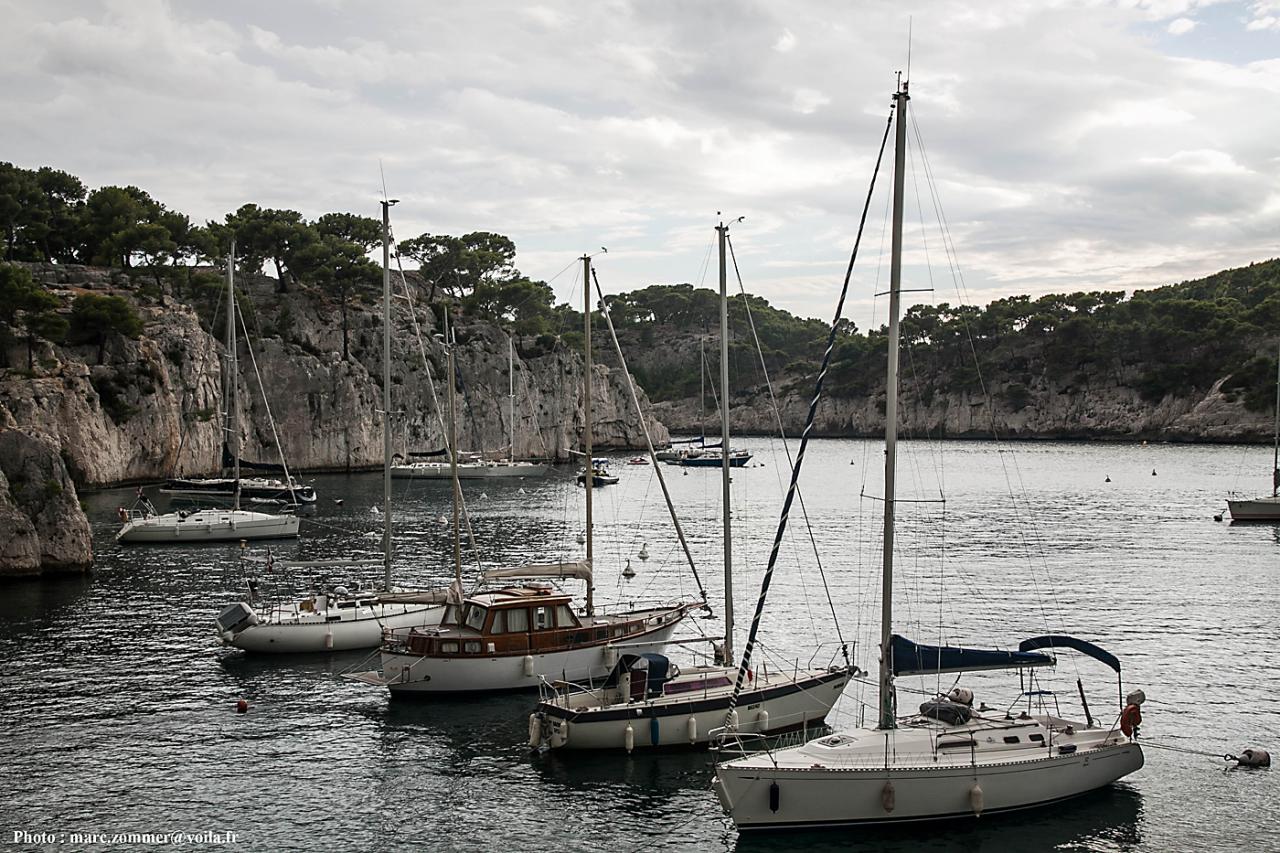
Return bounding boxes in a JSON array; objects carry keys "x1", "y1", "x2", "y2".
[{"x1": 3, "y1": 0, "x2": 1278, "y2": 329}]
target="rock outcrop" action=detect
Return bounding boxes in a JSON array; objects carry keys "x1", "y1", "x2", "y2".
[
  {"x1": 653, "y1": 371, "x2": 1274, "y2": 442},
  {"x1": 0, "y1": 263, "x2": 667, "y2": 488},
  {"x1": 0, "y1": 429, "x2": 93, "y2": 578}
]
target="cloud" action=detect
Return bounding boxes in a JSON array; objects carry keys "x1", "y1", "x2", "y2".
[{"x1": 0, "y1": 0, "x2": 1276, "y2": 331}]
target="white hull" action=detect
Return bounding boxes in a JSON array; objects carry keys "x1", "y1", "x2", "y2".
[
  {"x1": 117, "y1": 509, "x2": 299, "y2": 543},
  {"x1": 379, "y1": 621, "x2": 681, "y2": 694},
  {"x1": 714, "y1": 719, "x2": 1143, "y2": 829},
  {"x1": 1227, "y1": 496, "x2": 1280, "y2": 520},
  {"x1": 536, "y1": 668, "x2": 852, "y2": 750},
  {"x1": 223, "y1": 601, "x2": 444, "y2": 653},
  {"x1": 391, "y1": 462, "x2": 551, "y2": 479}
]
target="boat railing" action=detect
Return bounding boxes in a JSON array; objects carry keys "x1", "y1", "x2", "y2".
[{"x1": 710, "y1": 724, "x2": 835, "y2": 763}]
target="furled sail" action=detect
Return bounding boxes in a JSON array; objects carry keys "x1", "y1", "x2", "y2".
[
  {"x1": 1018, "y1": 635, "x2": 1121, "y2": 673},
  {"x1": 890, "y1": 633, "x2": 1054, "y2": 676}
]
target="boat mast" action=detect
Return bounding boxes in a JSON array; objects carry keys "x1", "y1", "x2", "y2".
[
  {"x1": 447, "y1": 312, "x2": 462, "y2": 584},
  {"x1": 879, "y1": 78, "x2": 909, "y2": 731},
  {"x1": 582, "y1": 254, "x2": 595, "y2": 616},
  {"x1": 381, "y1": 199, "x2": 396, "y2": 592},
  {"x1": 227, "y1": 240, "x2": 240, "y2": 512},
  {"x1": 717, "y1": 221, "x2": 734, "y2": 663},
  {"x1": 1273, "y1": 340, "x2": 1279, "y2": 498},
  {"x1": 699, "y1": 337, "x2": 706, "y2": 443},
  {"x1": 508, "y1": 332, "x2": 516, "y2": 464}
]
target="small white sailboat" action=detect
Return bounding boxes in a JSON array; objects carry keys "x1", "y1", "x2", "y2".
[
  {"x1": 117, "y1": 242, "x2": 299, "y2": 544},
  {"x1": 392, "y1": 332, "x2": 551, "y2": 479},
  {"x1": 349, "y1": 253, "x2": 697, "y2": 692},
  {"x1": 531, "y1": 221, "x2": 853, "y2": 751},
  {"x1": 217, "y1": 201, "x2": 444, "y2": 652},
  {"x1": 1227, "y1": 344, "x2": 1280, "y2": 520},
  {"x1": 712, "y1": 78, "x2": 1145, "y2": 829}
]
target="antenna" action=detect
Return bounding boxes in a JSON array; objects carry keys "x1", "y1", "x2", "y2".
[
  {"x1": 906, "y1": 17, "x2": 913, "y2": 82},
  {"x1": 378, "y1": 158, "x2": 389, "y2": 204}
]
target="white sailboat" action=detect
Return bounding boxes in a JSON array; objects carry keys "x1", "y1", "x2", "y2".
[
  {"x1": 216, "y1": 201, "x2": 445, "y2": 652},
  {"x1": 712, "y1": 78, "x2": 1145, "y2": 829},
  {"x1": 117, "y1": 242, "x2": 299, "y2": 544},
  {"x1": 392, "y1": 333, "x2": 551, "y2": 479},
  {"x1": 349, "y1": 253, "x2": 697, "y2": 693},
  {"x1": 531, "y1": 221, "x2": 853, "y2": 750},
  {"x1": 1227, "y1": 344, "x2": 1280, "y2": 520}
]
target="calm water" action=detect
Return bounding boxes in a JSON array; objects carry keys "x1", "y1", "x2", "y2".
[{"x1": 2, "y1": 437, "x2": 1278, "y2": 852}]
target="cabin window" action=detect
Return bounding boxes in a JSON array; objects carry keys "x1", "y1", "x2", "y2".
[
  {"x1": 463, "y1": 604, "x2": 488, "y2": 631},
  {"x1": 488, "y1": 610, "x2": 506, "y2": 634},
  {"x1": 555, "y1": 604, "x2": 577, "y2": 628},
  {"x1": 534, "y1": 605, "x2": 552, "y2": 630},
  {"x1": 440, "y1": 641, "x2": 459, "y2": 654},
  {"x1": 1003, "y1": 736, "x2": 1020, "y2": 744},
  {"x1": 441, "y1": 605, "x2": 461, "y2": 626},
  {"x1": 463, "y1": 641, "x2": 481, "y2": 654},
  {"x1": 1029, "y1": 733, "x2": 1045, "y2": 743},
  {"x1": 506, "y1": 608, "x2": 529, "y2": 632}
]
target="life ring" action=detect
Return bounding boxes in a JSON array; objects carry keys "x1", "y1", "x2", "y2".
[{"x1": 1120, "y1": 703, "x2": 1142, "y2": 737}]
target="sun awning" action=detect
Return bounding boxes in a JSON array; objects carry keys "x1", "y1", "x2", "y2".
[
  {"x1": 890, "y1": 633, "x2": 1055, "y2": 676},
  {"x1": 482, "y1": 561, "x2": 593, "y2": 585}
]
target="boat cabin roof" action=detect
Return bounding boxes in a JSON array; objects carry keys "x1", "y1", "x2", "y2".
[{"x1": 465, "y1": 585, "x2": 573, "y2": 608}]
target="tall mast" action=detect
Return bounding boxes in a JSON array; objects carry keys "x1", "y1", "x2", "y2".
[
  {"x1": 1273, "y1": 340, "x2": 1279, "y2": 498},
  {"x1": 447, "y1": 312, "x2": 462, "y2": 584},
  {"x1": 381, "y1": 199, "x2": 396, "y2": 592},
  {"x1": 227, "y1": 240, "x2": 240, "y2": 512},
  {"x1": 699, "y1": 337, "x2": 706, "y2": 442},
  {"x1": 582, "y1": 254, "x2": 595, "y2": 616},
  {"x1": 508, "y1": 333, "x2": 516, "y2": 463},
  {"x1": 879, "y1": 78, "x2": 909, "y2": 731},
  {"x1": 717, "y1": 221, "x2": 734, "y2": 663}
]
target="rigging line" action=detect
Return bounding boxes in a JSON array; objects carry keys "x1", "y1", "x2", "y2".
[
  {"x1": 725, "y1": 232, "x2": 849, "y2": 655},
  {"x1": 910, "y1": 114, "x2": 1074, "y2": 663},
  {"x1": 393, "y1": 251, "x2": 485, "y2": 578},
  {"x1": 592, "y1": 267, "x2": 712, "y2": 613},
  {"x1": 234, "y1": 300, "x2": 298, "y2": 509},
  {"x1": 725, "y1": 104, "x2": 895, "y2": 724}
]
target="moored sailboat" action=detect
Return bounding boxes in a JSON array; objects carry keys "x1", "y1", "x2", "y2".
[
  {"x1": 217, "y1": 200, "x2": 445, "y2": 652},
  {"x1": 712, "y1": 78, "x2": 1145, "y2": 830},
  {"x1": 117, "y1": 242, "x2": 299, "y2": 544},
  {"x1": 531, "y1": 220, "x2": 853, "y2": 750},
  {"x1": 1227, "y1": 344, "x2": 1280, "y2": 520}
]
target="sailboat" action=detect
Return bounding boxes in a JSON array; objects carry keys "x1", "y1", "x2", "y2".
[
  {"x1": 712, "y1": 78, "x2": 1145, "y2": 829},
  {"x1": 530, "y1": 221, "x2": 853, "y2": 750},
  {"x1": 1227, "y1": 345, "x2": 1280, "y2": 520},
  {"x1": 116, "y1": 243, "x2": 300, "y2": 544},
  {"x1": 392, "y1": 333, "x2": 551, "y2": 479},
  {"x1": 216, "y1": 201, "x2": 446, "y2": 652},
  {"x1": 348, "y1": 254, "x2": 698, "y2": 693}
]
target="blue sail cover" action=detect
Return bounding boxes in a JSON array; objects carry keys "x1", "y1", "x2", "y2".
[{"x1": 890, "y1": 634, "x2": 1055, "y2": 676}]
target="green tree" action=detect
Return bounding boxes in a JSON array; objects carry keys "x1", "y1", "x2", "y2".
[
  {"x1": 0, "y1": 264, "x2": 65, "y2": 368},
  {"x1": 68, "y1": 293, "x2": 143, "y2": 364},
  {"x1": 290, "y1": 235, "x2": 378, "y2": 359},
  {"x1": 316, "y1": 212, "x2": 381, "y2": 250},
  {"x1": 398, "y1": 231, "x2": 516, "y2": 300}
]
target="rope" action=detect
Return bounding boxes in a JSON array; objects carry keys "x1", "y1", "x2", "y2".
[
  {"x1": 235, "y1": 302, "x2": 298, "y2": 509},
  {"x1": 724, "y1": 106, "x2": 895, "y2": 726},
  {"x1": 1141, "y1": 740, "x2": 1240, "y2": 762}
]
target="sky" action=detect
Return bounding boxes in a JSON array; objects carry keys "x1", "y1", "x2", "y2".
[{"x1": 2, "y1": 0, "x2": 1278, "y2": 330}]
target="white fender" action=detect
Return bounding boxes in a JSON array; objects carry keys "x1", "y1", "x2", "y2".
[
  {"x1": 522, "y1": 655, "x2": 535, "y2": 677},
  {"x1": 881, "y1": 781, "x2": 895, "y2": 813},
  {"x1": 686, "y1": 715, "x2": 697, "y2": 744},
  {"x1": 603, "y1": 645, "x2": 618, "y2": 668},
  {"x1": 624, "y1": 724, "x2": 634, "y2": 753},
  {"x1": 728, "y1": 708, "x2": 739, "y2": 730},
  {"x1": 970, "y1": 783, "x2": 984, "y2": 816},
  {"x1": 756, "y1": 708, "x2": 770, "y2": 732},
  {"x1": 528, "y1": 714, "x2": 542, "y2": 748},
  {"x1": 324, "y1": 630, "x2": 333, "y2": 650}
]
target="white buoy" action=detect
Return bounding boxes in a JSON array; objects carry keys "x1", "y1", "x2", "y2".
[
  {"x1": 622, "y1": 559, "x2": 636, "y2": 579},
  {"x1": 528, "y1": 714, "x2": 542, "y2": 748},
  {"x1": 370, "y1": 505, "x2": 382, "y2": 516},
  {"x1": 576, "y1": 532, "x2": 586, "y2": 545},
  {"x1": 970, "y1": 783, "x2": 984, "y2": 816},
  {"x1": 638, "y1": 542, "x2": 649, "y2": 561},
  {"x1": 437, "y1": 514, "x2": 448, "y2": 525},
  {"x1": 480, "y1": 492, "x2": 489, "y2": 500},
  {"x1": 686, "y1": 715, "x2": 698, "y2": 744},
  {"x1": 624, "y1": 724, "x2": 635, "y2": 753},
  {"x1": 522, "y1": 655, "x2": 535, "y2": 677}
]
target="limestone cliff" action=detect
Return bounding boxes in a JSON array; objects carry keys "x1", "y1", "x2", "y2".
[
  {"x1": 0, "y1": 429, "x2": 93, "y2": 578},
  {"x1": 0, "y1": 263, "x2": 667, "y2": 488}
]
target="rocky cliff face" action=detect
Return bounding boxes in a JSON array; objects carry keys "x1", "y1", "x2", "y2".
[
  {"x1": 0, "y1": 429, "x2": 93, "y2": 578},
  {"x1": 653, "y1": 370, "x2": 1273, "y2": 442},
  {"x1": 0, "y1": 263, "x2": 667, "y2": 488}
]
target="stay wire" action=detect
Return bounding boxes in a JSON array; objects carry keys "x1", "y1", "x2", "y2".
[
  {"x1": 725, "y1": 233, "x2": 849, "y2": 657},
  {"x1": 725, "y1": 105, "x2": 894, "y2": 723}
]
